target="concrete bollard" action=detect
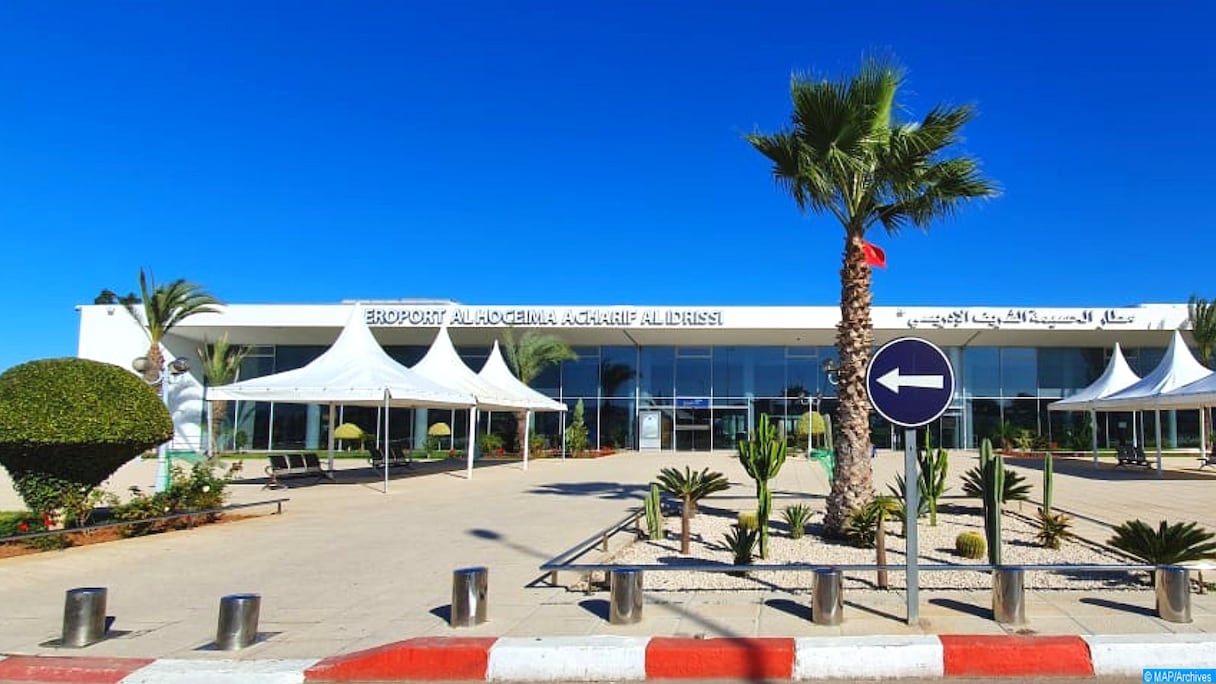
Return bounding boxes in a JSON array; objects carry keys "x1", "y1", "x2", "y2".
[
  {"x1": 1156, "y1": 566, "x2": 1192, "y2": 623},
  {"x1": 62, "y1": 587, "x2": 108, "y2": 647},
  {"x1": 811, "y1": 568, "x2": 843, "y2": 626},
  {"x1": 992, "y1": 567, "x2": 1026, "y2": 625},
  {"x1": 451, "y1": 567, "x2": 488, "y2": 627},
  {"x1": 609, "y1": 568, "x2": 643, "y2": 624},
  {"x1": 215, "y1": 594, "x2": 261, "y2": 650}
]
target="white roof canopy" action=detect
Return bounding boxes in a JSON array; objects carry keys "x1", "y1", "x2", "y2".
[
  {"x1": 1089, "y1": 331, "x2": 1213, "y2": 411},
  {"x1": 411, "y1": 327, "x2": 532, "y2": 410},
  {"x1": 477, "y1": 341, "x2": 567, "y2": 412},
  {"x1": 1146, "y1": 363, "x2": 1216, "y2": 409},
  {"x1": 1047, "y1": 343, "x2": 1140, "y2": 412},
  {"x1": 206, "y1": 304, "x2": 474, "y2": 408}
]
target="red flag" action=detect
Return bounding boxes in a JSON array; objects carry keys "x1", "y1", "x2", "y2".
[{"x1": 862, "y1": 240, "x2": 887, "y2": 268}]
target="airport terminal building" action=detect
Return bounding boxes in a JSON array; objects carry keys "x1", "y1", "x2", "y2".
[{"x1": 76, "y1": 301, "x2": 1199, "y2": 454}]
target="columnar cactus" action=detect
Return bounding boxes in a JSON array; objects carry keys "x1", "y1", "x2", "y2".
[
  {"x1": 980, "y1": 438, "x2": 1004, "y2": 566},
  {"x1": 644, "y1": 483, "x2": 663, "y2": 540},
  {"x1": 1043, "y1": 452, "x2": 1054, "y2": 516},
  {"x1": 737, "y1": 413, "x2": 788, "y2": 559}
]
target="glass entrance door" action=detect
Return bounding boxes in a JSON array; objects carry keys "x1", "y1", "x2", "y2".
[
  {"x1": 712, "y1": 405, "x2": 750, "y2": 450},
  {"x1": 674, "y1": 399, "x2": 710, "y2": 450}
]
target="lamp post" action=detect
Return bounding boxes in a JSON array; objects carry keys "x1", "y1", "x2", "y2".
[{"x1": 132, "y1": 355, "x2": 192, "y2": 493}]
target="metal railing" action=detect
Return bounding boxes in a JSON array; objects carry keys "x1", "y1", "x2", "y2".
[
  {"x1": 0, "y1": 498, "x2": 289, "y2": 544},
  {"x1": 541, "y1": 508, "x2": 644, "y2": 584}
]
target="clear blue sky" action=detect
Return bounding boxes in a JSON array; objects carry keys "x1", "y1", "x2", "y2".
[{"x1": 2, "y1": 1, "x2": 1213, "y2": 371}]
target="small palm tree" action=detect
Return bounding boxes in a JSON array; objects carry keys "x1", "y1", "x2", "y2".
[
  {"x1": 654, "y1": 467, "x2": 730, "y2": 555},
  {"x1": 1109, "y1": 520, "x2": 1216, "y2": 567},
  {"x1": 502, "y1": 328, "x2": 577, "y2": 451},
  {"x1": 126, "y1": 269, "x2": 221, "y2": 387},
  {"x1": 747, "y1": 57, "x2": 997, "y2": 536},
  {"x1": 198, "y1": 334, "x2": 253, "y2": 457}
]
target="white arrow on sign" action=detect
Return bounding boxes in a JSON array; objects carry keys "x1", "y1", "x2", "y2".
[{"x1": 877, "y1": 368, "x2": 944, "y2": 394}]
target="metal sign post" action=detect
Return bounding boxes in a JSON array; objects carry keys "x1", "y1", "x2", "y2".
[
  {"x1": 903, "y1": 427, "x2": 918, "y2": 624},
  {"x1": 866, "y1": 337, "x2": 955, "y2": 627}
]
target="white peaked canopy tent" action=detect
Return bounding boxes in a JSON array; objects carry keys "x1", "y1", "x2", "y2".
[
  {"x1": 410, "y1": 327, "x2": 533, "y2": 479},
  {"x1": 477, "y1": 341, "x2": 568, "y2": 470},
  {"x1": 207, "y1": 303, "x2": 475, "y2": 491},
  {"x1": 1089, "y1": 330, "x2": 1213, "y2": 477},
  {"x1": 1048, "y1": 343, "x2": 1140, "y2": 467}
]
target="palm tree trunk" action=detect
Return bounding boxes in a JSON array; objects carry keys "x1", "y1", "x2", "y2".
[
  {"x1": 515, "y1": 411, "x2": 528, "y2": 453},
  {"x1": 210, "y1": 401, "x2": 228, "y2": 455},
  {"x1": 823, "y1": 231, "x2": 876, "y2": 536},
  {"x1": 680, "y1": 500, "x2": 692, "y2": 555},
  {"x1": 145, "y1": 344, "x2": 164, "y2": 387}
]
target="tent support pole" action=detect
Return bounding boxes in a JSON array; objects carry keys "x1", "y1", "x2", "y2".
[
  {"x1": 1201, "y1": 408, "x2": 1208, "y2": 463},
  {"x1": 384, "y1": 392, "x2": 390, "y2": 493},
  {"x1": 327, "y1": 403, "x2": 336, "y2": 477},
  {"x1": 1090, "y1": 409, "x2": 1098, "y2": 468},
  {"x1": 467, "y1": 406, "x2": 477, "y2": 480},
  {"x1": 1156, "y1": 409, "x2": 1164, "y2": 479},
  {"x1": 523, "y1": 409, "x2": 531, "y2": 471}
]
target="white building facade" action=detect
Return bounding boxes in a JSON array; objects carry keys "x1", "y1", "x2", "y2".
[{"x1": 77, "y1": 301, "x2": 1197, "y2": 454}]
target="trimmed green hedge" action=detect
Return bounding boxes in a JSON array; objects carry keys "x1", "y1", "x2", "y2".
[{"x1": 0, "y1": 358, "x2": 172, "y2": 513}]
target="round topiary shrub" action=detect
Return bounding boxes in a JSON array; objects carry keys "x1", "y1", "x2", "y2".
[
  {"x1": 0, "y1": 358, "x2": 173, "y2": 514},
  {"x1": 955, "y1": 530, "x2": 987, "y2": 559}
]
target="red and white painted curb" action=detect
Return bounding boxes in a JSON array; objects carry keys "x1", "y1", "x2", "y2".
[{"x1": 2, "y1": 634, "x2": 1216, "y2": 681}]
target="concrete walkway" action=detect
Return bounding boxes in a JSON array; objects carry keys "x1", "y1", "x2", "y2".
[{"x1": 1, "y1": 448, "x2": 1215, "y2": 662}]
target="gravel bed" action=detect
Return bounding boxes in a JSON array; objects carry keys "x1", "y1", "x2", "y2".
[{"x1": 606, "y1": 503, "x2": 1146, "y2": 592}]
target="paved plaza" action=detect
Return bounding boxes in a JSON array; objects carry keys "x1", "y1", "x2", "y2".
[{"x1": 2, "y1": 448, "x2": 1216, "y2": 662}]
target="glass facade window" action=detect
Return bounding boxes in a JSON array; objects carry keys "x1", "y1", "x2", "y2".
[
  {"x1": 639, "y1": 347, "x2": 674, "y2": 401},
  {"x1": 1001, "y1": 348, "x2": 1037, "y2": 398},
  {"x1": 562, "y1": 347, "x2": 601, "y2": 398},
  {"x1": 675, "y1": 347, "x2": 711, "y2": 397},
  {"x1": 964, "y1": 347, "x2": 1000, "y2": 397},
  {"x1": 220, "y1": 340, "x2": 1184, "y2": 453},
  {"x1": 600, "y1": 346, "x2": 637, "y2": 397}
]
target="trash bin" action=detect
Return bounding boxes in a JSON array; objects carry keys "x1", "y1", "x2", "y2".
[
  {"x1": 992, "y1": 567, "x2": 1025, "y2": 625},
  {"x1": 451, "y1": 566, "x2": 488, "y2": 627},
  {"x1": 62, "y1": 587, "x2": 107, "y2": 647},
  {"x1": 216, "y1": 593, "x2": 261, "y2": 650},
  {"x1": 812, "y1": 568, "x2": 843, "y2": 625},
  {"x1": 609, "y1": 568, "x2": 643, "y2": 624},
  {"x1": 1156, "y1": 566, "x2": 1191, "y2": 623}
]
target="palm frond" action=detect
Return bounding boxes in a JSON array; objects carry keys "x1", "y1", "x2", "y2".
[
  {"x1": 1189, "y1": 295, "x2": 1216, "y2": 367},
  {"x1": 501, "y1": 328, "x2": 577, "y2": 386}
]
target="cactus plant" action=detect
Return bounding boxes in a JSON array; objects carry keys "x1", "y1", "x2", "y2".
[
  {"x1": 737, "y1": 510, "x2": 759, "y2": 530},
  {"x1": 737, "y1": 413, "x2": 788, "y2": 558},
  {"x1": 1042, "y1": 452, "x2": 1054, "y2": 516},
  {"x1": 955, "y1": 531, "x2": 987, "y2": 559},
  {"x1": 980, "y1": 438, "x2": 1004, "y2": 566},
  {"x1": 782, "y1": 503, "x2": 813, "y2": 539},
  {"x1": 644, "y1": 483, "x2": 663, "y2": 540},
  {"x1": 918, "y1": 432, "x2": 949, "y2": 526}
]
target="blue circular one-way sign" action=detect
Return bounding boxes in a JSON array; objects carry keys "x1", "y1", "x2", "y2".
[{"x1": 866, "y1": 337, "x2": 955, "y2": 428}]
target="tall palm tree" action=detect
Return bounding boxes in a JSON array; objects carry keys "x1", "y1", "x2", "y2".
[
  {"x1": 747, "y1": 57, "x2": 998, "y2": 535},
  {"x1": 126, "y1": 269, "x2": 222, "y2": 387},
  {"x1": 1187, "y1": 295, "x2": 1216, "y2": 454},
  {"x1": 1188, "y1": 295, "x2": 1216, "y2": 367},
  {"x1": 198, "y1": 334, "x2": 253, "y2": 456},
  {"x1": 501, "y1": 328, "x2": 578, "y2": 451}
]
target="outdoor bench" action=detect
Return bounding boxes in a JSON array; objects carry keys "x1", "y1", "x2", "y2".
[
  {"x1": 368, "y1": 446, "x2": 412, "y2": 469},
  {"x1": 1114, "y1": 444, "x2": 1151, "y2": 468},
  {"x1": 264, "y1": 453, "x2": 328, "y2": 489}
]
